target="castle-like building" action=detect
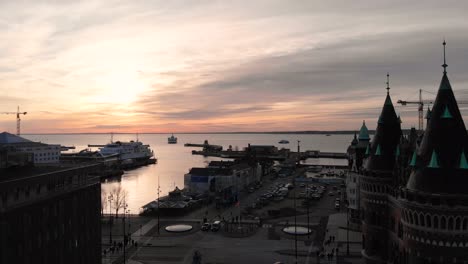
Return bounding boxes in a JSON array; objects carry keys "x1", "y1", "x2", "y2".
[{"x1": 347, "y1": 42, "x2": 468, "y2": 263}]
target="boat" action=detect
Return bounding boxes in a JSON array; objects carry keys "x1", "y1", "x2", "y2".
[
  {"x1": 326, "y1": 134, "x2": 331, "y2": 136},
  {"x1": 94, "y1": 140, "x2": 155, "y2": 163},
  {"x1": 278, "y1": 140, "x2": 289, "y2": 144},
  {"x1": 168, "y1": 134, "x2": 178, "y2": 144}
]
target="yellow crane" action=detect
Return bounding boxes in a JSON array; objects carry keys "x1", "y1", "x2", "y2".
[
  {"x1": 398, "y1": 89, "x2": 468, "y2": 132},
  {"x1": 1, "y1": 106, "x2": 27, "y2": 136}
]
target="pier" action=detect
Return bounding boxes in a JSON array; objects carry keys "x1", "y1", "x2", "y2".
[{"x1": 185, "y1": 142, "x2": 347, "y2": 160}]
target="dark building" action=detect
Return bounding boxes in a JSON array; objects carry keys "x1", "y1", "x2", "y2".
[
  {"x1": 349, "y1": 43, "x2": 468, "y2": 263},
  {"x1": 0, "y1": 163, "x2": 102, "y2": 264}
]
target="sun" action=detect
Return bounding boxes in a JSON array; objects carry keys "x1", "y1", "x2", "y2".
[{"x1": 93, "y1": 70, "x2": 147, "y2": 105}]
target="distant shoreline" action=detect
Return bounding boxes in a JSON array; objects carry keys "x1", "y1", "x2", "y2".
[{"x1": 18, "y1": 130, "x2": 411, "y2": 135}]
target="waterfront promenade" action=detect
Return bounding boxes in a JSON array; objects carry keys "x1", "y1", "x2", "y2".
[{"x1": 101, "y1": 170, "x2": 364, "y2": 263}]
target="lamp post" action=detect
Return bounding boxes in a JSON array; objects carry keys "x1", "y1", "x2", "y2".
[
  {"x1": 307, "y1": 183, "x2": 310, "y2": 240},
  {"x1": 346, "y1": 200, "x2": 350, "y2": 256},
  {"x1": 123, "y1": 203, "x2": 128, "y2": 264},
  {"x1": 157, "y1": 175, "x2": 161, "y2": 235},
  {"x1": 293, "y1": 175, "x2": 298, "y2": 263},
  {"x1": 108, "y1": 194, "x2": 113, "y2": 244}
]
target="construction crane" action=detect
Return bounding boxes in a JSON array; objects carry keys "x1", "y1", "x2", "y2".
[
  {"x1": 398, "y1": 89, "x2": 468, "y2": 131},
  {"x1": 1, "y1": 106, "x2": 27, "y2": 136},
  {"x1": 397, "y1": 89, "x2": 432, "y2": 132}
]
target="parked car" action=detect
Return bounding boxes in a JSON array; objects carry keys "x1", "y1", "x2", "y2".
[
  {"x1": 201, "y1": 223, "x2": 211, "y2": 231},
  {"x1": 329, "y1": 192, "x2": 335, "y2": 196},
  {"x1": 211, "y1": 221, "x2": 221, "y2": 232},
  {"x1": 334, "y1": 202, "x2": 340, "y2": 209}
]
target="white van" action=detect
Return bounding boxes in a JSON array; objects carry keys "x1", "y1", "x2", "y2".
[{"x1": 211, "y1": 221, "x2": 221, "y2": 232}]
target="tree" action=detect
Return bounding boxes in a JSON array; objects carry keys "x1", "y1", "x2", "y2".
[
  {"x1": 110, "y1": 186, "x2": 128, "y2": 218},
  {"x1": 101, "y1": 190, "x2": 107, "y2": 216}
]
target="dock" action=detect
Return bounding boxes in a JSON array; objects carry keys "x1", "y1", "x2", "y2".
[{"x1": 186, "y1": 144, "x2": 347, "y2": 160}]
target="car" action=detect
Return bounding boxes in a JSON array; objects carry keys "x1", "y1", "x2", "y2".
[
  {"x1": 201, "y1": 223, "x2": 211, "y2": 231},
  {"x1": 334, "y1": 203, "x2": 340, "y2": 209},
  {"x1": 329, "y1": 192, "x2": 335, "y2": 196},
  {"x1": 211, "y1": 221, "x2": 221, "y2": 232},
  {"x1": 299, "y1": 183, "x2": 306, "y2": 188},
  {"x1": 248, "y1": 188, "x2": 255, "y2": 193}
]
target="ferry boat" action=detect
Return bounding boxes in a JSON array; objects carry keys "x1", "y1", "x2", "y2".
[
  {"x1": 96, "y1": 140, "x2": 154, "y2": 162},
  {"x1": 168, "y1": 134, "x2": 178, "y2": 144},
  {"x1": 278, "y1": 139, "x2": 289, "y2": 144}
]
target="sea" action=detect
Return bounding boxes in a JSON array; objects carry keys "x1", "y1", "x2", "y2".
[{"x1": 23, "y1": 133, "x2": 352, "y2": 213}]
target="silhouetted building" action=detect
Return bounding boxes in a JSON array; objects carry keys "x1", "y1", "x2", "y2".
[
  {"x1": 0, "y1": 132, "x2": 61, "y2": 164},
  {"x1": 351, "y1": 43, "x2": 468, "y2": 263},
  {"x1": 0, "y1": 163, "x2": 102, "y2": 264}
]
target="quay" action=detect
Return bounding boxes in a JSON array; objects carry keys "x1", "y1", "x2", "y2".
[{"x1": 190, "y1": 149, "x2": 347, "y2": 160}]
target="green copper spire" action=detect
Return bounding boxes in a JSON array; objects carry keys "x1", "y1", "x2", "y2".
[
  {"x1": 359, "y1": 120, "x2": 370, "y2": 141},
  {"x1": 428, "y1": 150, "x2": 440, "y2": 168},
  {"x1": 375, "y1": 144, "x2": 381, "y2": 155},
  {"x1": 460, "y1": 150, "x2": 468, "y2": 169},
  {"x1": 441, "y1": 105, "x2": 453, "y2": 119},
  {"x1": 409, "y1": 151, "x2": 417, "y2": 166},
  {"x1": 378, "y1": 115, "x2": 384, "y2": 124},
  {"x1": 365, "y1": 144, "x2": 370, "y2": 155}
]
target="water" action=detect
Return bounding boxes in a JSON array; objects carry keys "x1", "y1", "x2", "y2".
[{"x1": 23, "y1": 133, "x2": 351, "y2": 213}]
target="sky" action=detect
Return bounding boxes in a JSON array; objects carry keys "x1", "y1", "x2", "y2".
[{"x1": 1, "y1": 0, "x2": 468, "y2": 133}]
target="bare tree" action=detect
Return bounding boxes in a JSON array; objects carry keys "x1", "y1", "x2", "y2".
[
  {"x1": 110, "y1": 186, "x2": 128, "y2": 218},
  {"x1": 101, "y1": 190, "x2": 107, "y2": 217}
]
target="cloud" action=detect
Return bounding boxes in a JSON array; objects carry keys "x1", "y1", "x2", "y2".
[{"x1": 1, "y1": 0, "x2": 468, "y2": 132}]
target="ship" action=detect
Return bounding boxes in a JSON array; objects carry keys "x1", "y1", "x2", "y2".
[
  {"x1": 278, "y1": 139, "x2": 289, "y2": 144},
  {"x1": 89, "y1": 140, "x2": 156, "y2": 167},
  {"x1": 168, "y1": 134, "x2": 178, "y2": 144}
]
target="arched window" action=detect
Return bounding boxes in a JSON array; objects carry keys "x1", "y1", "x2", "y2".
[
  {"x1": 441, "y1": 216, "x2": 447, "y2": 229},
  {"x1": 426, "y1": 214, "x2": 431, "y2": 228},
  {"x1": 463, "y1": 218, "x2": 468, "y2": 230},
  {"x1": 434, "y1": 215, "x2": 439, "y2": 229},
  {"x1": 448, "y1": 217, "x2": 454, "y2": 230},
  {"x1": 414, "y1": 213, "x2": 419, "y2": 225},
  {"x1": 455, "y1": 217, "x2": 461, "y2": 230},
  {"x1": 419, "y1": 214, "x2": 425, "y2": 227}
]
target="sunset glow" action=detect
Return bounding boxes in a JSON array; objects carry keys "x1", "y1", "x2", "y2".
[{"x1": 1, "y1": 1, "x2": 468, "y2": 133}]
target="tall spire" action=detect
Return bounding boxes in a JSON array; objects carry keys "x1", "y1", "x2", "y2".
[
  {"x1": 442, "y1": 40, "x2": 447, "y2": 74},
  {"x1": 386, "y1": 72, "x2": 390, "y2": 94}
]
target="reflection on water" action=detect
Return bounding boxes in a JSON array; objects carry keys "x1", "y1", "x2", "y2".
[{"x1": 24, "y1": 133, "x2": 351, "y2": 213}]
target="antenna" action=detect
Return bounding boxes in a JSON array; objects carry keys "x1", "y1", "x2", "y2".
[
  {"x1": 386, "y1": 72, "x2": 390, "y2": 94},
  {"x1": 442, "y1": 40, "x2": 448, "y2": 74}
]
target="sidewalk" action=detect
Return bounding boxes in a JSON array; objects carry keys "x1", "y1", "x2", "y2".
[{"x1": 323, "y1": 213, "x2": 364, "y2": 264}]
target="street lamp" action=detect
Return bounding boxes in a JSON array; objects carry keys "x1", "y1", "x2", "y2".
[
  {"x1": 307, "y1": 184, "x2": 310, "y2": 240},
  {"x1": 157, "y1": 176, "x2": 161, "y2": 235},
  {"x1": 108, "y1": 194, "x2": 113, "y2": 244},
  {"x1": 297, "y1": 140, "x2": 301, "y2": 166},
  {"x1": 346, "y1": 199, "x2": 350, "y2": 256},
  {"x1": 293, "y1": 176, "x2": 298, "y2": 264},
  {"x1": 123, "y1": 203, "x2": 128, "y2": 264}
]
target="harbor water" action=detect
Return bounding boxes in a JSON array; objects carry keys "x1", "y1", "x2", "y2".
[{"x1": 23, "y1": 133, "x2": 351, "y2": 213}]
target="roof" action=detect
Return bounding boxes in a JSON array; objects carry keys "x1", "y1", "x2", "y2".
[
  {"x1": 0, "y1": 132, "x2": 32, "y2": 144},
  {"x1": 365, "y1": 90, "x2": 402, "y2": 172},
  {"x1": 351, "y1": 133, "x2": 358, "y2": 146},
  {"x1": 188, "y1": 167, "x2": 232, "y2": 176},
  {"x1": 358, "y1": 121, "x2": 370, "y2": 141},
  {"x1": 406, "y1": 71, "x2": 468, "y2": 194}
]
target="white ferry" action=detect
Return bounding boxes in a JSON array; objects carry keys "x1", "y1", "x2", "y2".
[{"x1": 97, "y1": 140, "x2": 154, "y2": 161}]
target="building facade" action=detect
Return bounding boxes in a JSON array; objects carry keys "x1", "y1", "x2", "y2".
[
  {"x1": 0, "y1": 132, "x2": 61, "y2": 164},
  {"x1": 350, "y1": 44, "x2": 468, "y2": 263},
  {"x1": 0, "y1": 164, "x2": 102, "y2": 264}
]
